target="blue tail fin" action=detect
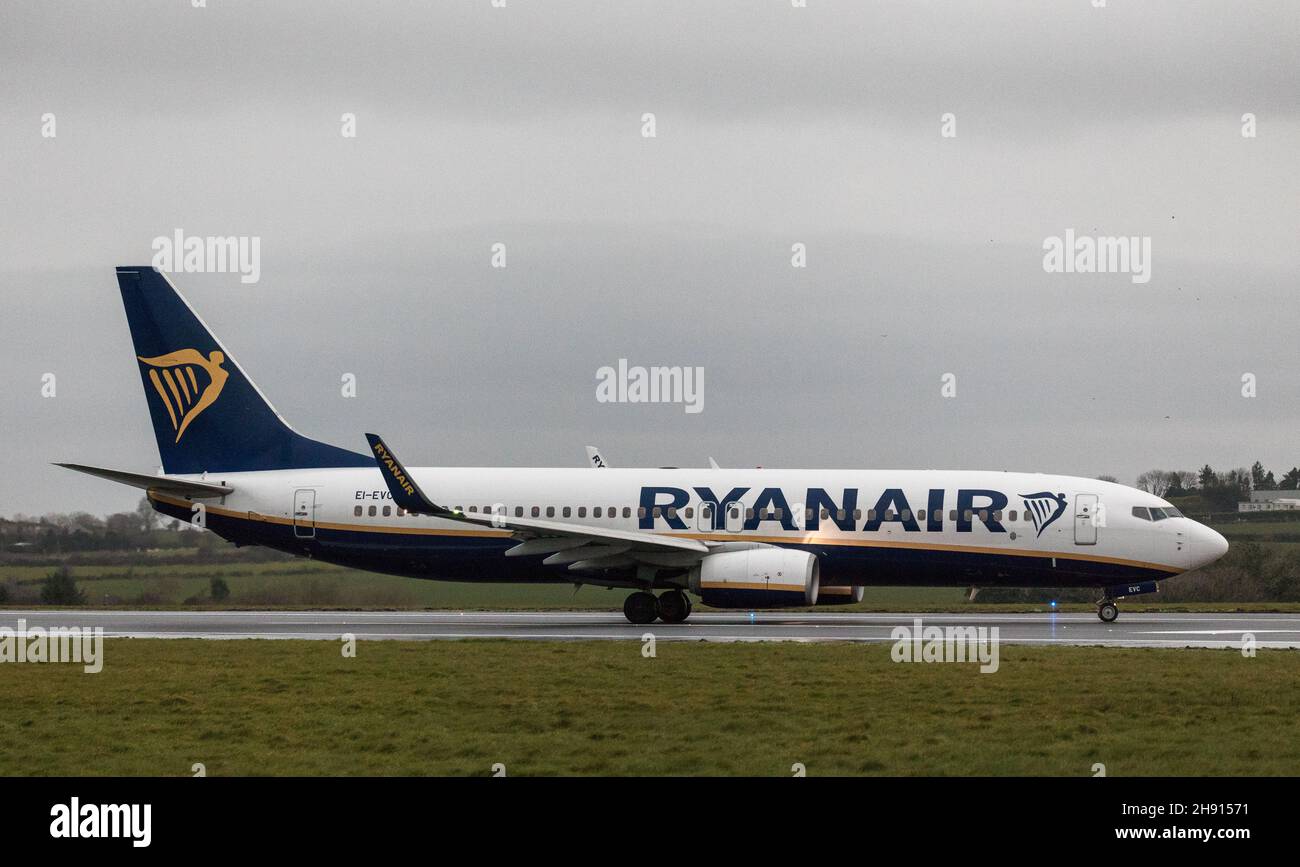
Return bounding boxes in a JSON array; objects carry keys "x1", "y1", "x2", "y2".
[{"x1": 116, "y1": 266, "x2": 371, "y2": 474}]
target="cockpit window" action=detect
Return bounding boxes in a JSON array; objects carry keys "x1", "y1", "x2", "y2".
[
  {"x1": 1131, "y1": 507, "x2": 1151, "y2": 521},
  {"x1": 1164, "y1": 506, "x2": 1183, "y2": 518},
  {"x1": 1149, "y1": 507, "x2": 1168, "y2": 520}
]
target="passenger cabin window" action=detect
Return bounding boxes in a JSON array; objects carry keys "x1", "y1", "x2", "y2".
[
  {"x1": 563, "y1": 506, "x2": 571, "y2": 518},
  {"x1": 531, "y1": 506, "x2": 540, "y2": 517},
  {"x1": 949, "y1": 509, "x2": 958, "y2": 521},
  {"x1": 546, "y1": 506, "x2": 555, "y2": 517},
  {"x1": 368, "y1": 506, "x2": 377, "y2": 517},
  {"x1": 623, "y1": 507, "x2": 632, "y2": 518},
  {"x1": 354, "y1": 506, "x2": 363, "y2": 517},
  {"x1": 383, "y1": 506, "x2": 392, "y2": 517},
  {"x1": 685, "y1": 507, "x2": 694, "y2": 519},
  {"x1": 1009, "y1": 510, "x2": 1017, "y2": 521},
  {"x1": 853, "y1": 509, "x2": 862, "y2": 520},
  {"x1": 579, "y1": 507, "x2": 588, "y2": 518},
  {"x1": 515, "y1": 506, "x2": 523, "y2": 517}
]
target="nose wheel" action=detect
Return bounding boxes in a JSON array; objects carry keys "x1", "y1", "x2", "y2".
[{"x1": 1097, "y1": 601, "x2": 1119, "y2": 623}]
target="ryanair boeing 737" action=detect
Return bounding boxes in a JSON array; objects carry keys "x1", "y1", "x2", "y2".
[{"x1": 59, "y1": 267, "x2": 1229, "y2": 624}]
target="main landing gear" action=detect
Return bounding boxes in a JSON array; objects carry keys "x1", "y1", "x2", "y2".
[
  {"x1": 1097, "y1": 600, "x2": 1119, "y2": 623},
  {"x1": 623, "y1": 589, "x2": 693, "y2": 625}
]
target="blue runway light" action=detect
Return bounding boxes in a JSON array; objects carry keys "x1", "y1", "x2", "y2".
[{"x1": 1050, "y1": 600, "x2": 1058, "y2": 608}]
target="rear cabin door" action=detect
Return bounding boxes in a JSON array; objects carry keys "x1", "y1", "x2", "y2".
[
  {"x1": 1074, "y1": 493, "x2": 1098, "y2": 545},
  {"x1": 293, "y1": 489, "x2": 317, "y2": 539}
]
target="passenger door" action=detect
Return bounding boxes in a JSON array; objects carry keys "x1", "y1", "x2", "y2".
[
  {"x1": 293, "y1": 488, "x2": 317, "y2": 539},
  {"x1": 697, "y1": 503, "x2": 715, "y2": 533},
  {"x1": 1074, "y1": 493, "x2": 1098, "y2": 545},
  {"x1": 724, "y1": 500, "x2": 744, "y2": 533}
]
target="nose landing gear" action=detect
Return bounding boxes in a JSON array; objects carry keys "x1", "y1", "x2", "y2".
[{"x1": 1095, "y1": 579, "x2": 1161, "y2": 622}]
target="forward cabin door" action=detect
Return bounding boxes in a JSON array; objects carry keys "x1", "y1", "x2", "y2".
[
  {"x1": 1074, "y1": 493, "x2": 1098, "y2": 545},
  {"x1": 293, "y1": 488, "x2": 317, "y2": 539}
]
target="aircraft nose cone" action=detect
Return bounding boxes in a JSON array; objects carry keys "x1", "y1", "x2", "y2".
[{"x1": 1196, "y1": 524, "x2": 1229, "y2": 566}]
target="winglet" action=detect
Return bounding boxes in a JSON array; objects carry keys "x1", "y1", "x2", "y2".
[{"x1": 364, "y1": 433, "x2": 447, "y2": 515}]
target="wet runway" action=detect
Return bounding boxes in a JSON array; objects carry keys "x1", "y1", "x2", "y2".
[{"x1": 2, "y1": 610, "x2": 1299, "y2": 648}]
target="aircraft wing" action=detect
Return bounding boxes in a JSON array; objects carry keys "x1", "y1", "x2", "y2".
[
  {"x1": 54, "y1": 463, "x2": 234, "y2": 497},
  {"x1": 365, "y1": 434, "x2": 708, "y2": 558}
]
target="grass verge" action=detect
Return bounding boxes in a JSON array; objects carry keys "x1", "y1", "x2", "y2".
[{"x1": 1, "y1": 639, "x2": 1296, "y2": 776}]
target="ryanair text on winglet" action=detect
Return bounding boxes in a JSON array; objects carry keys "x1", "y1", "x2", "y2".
[{"x1": 371, "y1": 441, "x2": 416, "y2": 497}]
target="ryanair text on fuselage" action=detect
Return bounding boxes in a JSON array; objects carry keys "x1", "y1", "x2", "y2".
[{"x1": 638, "y1": 485, "x2": 1066, "y2": 535}]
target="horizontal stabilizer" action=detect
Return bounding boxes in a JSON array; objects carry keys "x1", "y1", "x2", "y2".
[{"x1": 53, "y1": 463, "x2": 234, "y2": 497}]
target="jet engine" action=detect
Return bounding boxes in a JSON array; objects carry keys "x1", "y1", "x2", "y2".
[{"x1": 689, "y1": 548, "x2": 819, "y2": 608}]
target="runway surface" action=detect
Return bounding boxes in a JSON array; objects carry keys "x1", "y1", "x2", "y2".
[{"x1": 2, "y1": 610, "x2": 1299, "y2": 648}]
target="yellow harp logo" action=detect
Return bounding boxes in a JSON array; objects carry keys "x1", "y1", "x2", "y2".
[{"x1": 137, "y1": 349, "x2": 229, "y2": 443}]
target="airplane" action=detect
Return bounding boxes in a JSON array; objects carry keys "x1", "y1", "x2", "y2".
[
  {"x1": 58, "y1": 266, "x2": 1229, "y2": 625},
  {"x1": 585, "y1": 446, "x2": 722, "y2": 471}
]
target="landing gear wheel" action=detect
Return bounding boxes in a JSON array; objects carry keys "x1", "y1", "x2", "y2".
[
  {"x1": 623, "y1": 591, "x2": 660, "y2": 625},
  {"x1": 658, "y1": 590, "x2": 691, "y2": 624},
  {"x1": 1098, "y1": 601, "x2": 1119, "y2": 623}
]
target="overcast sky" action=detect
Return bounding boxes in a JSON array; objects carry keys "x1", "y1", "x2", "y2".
[{"x1": 1, "y1": 1, "x2": 1297, "y2": 516}]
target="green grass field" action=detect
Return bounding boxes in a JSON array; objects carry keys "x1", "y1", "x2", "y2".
[{"x1": 0, "y1": 639, "x2": 1296, "y2": 776}]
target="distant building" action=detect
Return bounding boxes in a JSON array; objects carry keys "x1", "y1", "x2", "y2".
[{"x1": 1239, "y1": 491, "x2": 1300, "y2": 512}]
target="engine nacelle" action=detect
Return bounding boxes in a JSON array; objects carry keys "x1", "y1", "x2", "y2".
[
  {"x1": 690, "y1": 548, "x2": 820, "y2": 609},
  {"x1": 815, "y1": 584, "x2": 864, "y2": 606}
]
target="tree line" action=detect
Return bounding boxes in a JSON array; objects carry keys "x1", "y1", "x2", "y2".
[{"x1": 1129, "y1": 462, "x2": 1300, "y2": 511}]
